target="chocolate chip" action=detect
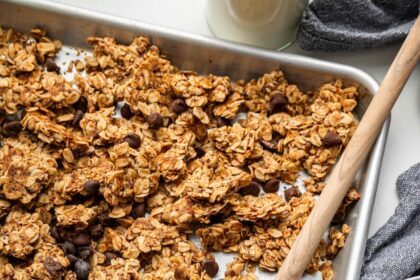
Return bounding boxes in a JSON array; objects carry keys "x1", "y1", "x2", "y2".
[
  {"x1": 83, "y1": 180, "x2": 100, "y2": 195},
  {"x1": 72, "y1": 110, "x2": 84, "y2": 127},
  {"x1": 261, "y1": 139, "x2": 277, "y2": 151},
  {"x1": 270, "y1": 93, "x2": 288, "y2": 114},
  {"x1": 216, "y1": 117, "x2": 229, "y2": 127},
  {"x1": 171, "y1": 99, "x2": 188, "y2": 114},
  {"x1": 46, "y1": 58, "x2": 60, "y2": 73},
  {"x1": 74, "y1": 259, "x2": 90, "y2": 280},
  {"x1": 44, "y1": 256, "x2": 62, "y2": 277},
  {"x1": 202, "y1": 259, "x2": 219, "y2": 277},
  {"x1": 284, "y1": 186, "x2": 302, "y2": 202},
  {"x1": 77, "y1": 247, "x2": 91, "y2": 255},
  {"x1": 3, "y1": 121, "x2": 22, "y2": 137},
  {"x1": 74, "y1": 96, "x2": 87, "y2": 113},
  {"x1": 97, "y1": 213, "x2": 115, "y2": 227},
  {"x1": 104, "y1": 252, "x2": 118, "y2": 266},
  {"x1": 88, "y1": 223, "x2": 103, "y2": 239},
  {"x1": 67, "y1": 254, "x2": 78, "y2": 268},
  {"x1": 263, "y1": 179, "x2": 280, "y2": 193},
  {"x1": 58, "y1": 241, "x2": 76, "y2": 255},
  {"x1": 322, "y1": 131, "x2": 342, "y2": 147},
  {"x1": 132, "y1": 203, "x2": 145, "y2": 218},
  {"x1": 147, "y1": 112, "x2": 164, "y2": 129},
  {"x1": 120, "y1": 103, "x2": 134, "y2": 120},
  {"x1": 77, "y1": 247, "x2": 92, "y2": 260},
  {"x1": 239, "y1": 182, "x2": 260, "y2": 197},
  {"x1": 50, "y1": 226, "x2": 62, "y2": 241},
  {"x1": 123, "y1": 133, "x2": 141, "y2": 149},
  {"x1": 72, "y1": 233, "x2": 91, "y2": 247}
]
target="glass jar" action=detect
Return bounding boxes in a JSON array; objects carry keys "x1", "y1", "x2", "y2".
[{"x1": 206, "y1": 0, "x2": 309, "y2": 50}]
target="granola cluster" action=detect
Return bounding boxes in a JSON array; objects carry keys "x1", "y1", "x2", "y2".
[{"x1": 0, "y1": 27, "x2": 360, "y2": 280}]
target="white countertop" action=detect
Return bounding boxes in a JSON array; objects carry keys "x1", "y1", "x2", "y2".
[{"x1": 54, "y1": 0, "x2": 420, "y2": 237}]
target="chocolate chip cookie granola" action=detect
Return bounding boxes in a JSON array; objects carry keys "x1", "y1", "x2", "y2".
[{"x1": 0, "y1": 27, "x2": 360, "y2": 280}]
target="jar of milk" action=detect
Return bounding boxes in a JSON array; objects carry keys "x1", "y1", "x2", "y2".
[{"x1": 206, "y1": 0, "x2": 309, "y2": 50}]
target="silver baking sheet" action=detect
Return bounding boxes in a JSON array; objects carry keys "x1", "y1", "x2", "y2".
[{"x1": 0, "y1": 1, "x2": 390, "y2": 279}]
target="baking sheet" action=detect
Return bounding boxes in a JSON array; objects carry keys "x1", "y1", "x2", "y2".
[{"x1": 0, "y1": 1, "x2": 390, "y2": 279}]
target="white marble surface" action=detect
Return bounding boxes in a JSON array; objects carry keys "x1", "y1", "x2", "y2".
[{"x1": 53, "y1": 0, "x2": 420, "y2": 237}]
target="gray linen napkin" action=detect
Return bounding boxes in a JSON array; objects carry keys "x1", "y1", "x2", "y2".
[
  {"x1": 297, "y1": 0, "x2": 419, "y2": 51},
  {"x1": 361, "y1": 163, "x2": 420, "y2": 280}
]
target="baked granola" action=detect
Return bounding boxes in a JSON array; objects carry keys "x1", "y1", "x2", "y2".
[{"x1": 0, "y1": 26, "x2": 361, "y2": 279}]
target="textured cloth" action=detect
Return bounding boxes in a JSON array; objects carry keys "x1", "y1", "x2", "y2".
[
  {"x1": 361, "y1": 163, "x2": 420, "y2": 280},
  {"x1": 297, "y1": 0, "x2": 419, "y2": 51}
]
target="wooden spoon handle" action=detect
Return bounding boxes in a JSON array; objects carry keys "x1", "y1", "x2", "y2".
[{"x1": 276, "y1": 16, "x2": 420, "y2": 280}]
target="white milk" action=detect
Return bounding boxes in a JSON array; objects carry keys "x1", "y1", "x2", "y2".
[{"x1": 206, "y1": 0, "x2": 309, "y2": 50}]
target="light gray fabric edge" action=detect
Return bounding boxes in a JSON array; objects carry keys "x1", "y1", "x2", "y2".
[
  {"x1": 361, "y1": 163, "x2": 420, "y2": 280},
  {"x1": 296, "y1": 0, "x2": 419, "y2": 52}
]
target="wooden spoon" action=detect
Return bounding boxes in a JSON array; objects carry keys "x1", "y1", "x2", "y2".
[{"x1": 276, "y1": 16, "x2": 420, "y2": 280}]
